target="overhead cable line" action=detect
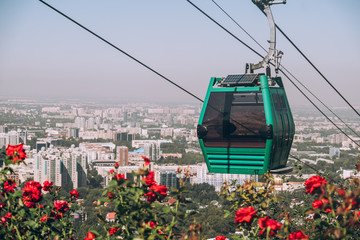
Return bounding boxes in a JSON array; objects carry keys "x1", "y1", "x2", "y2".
[
  {"x1": 289, "y1": 154, "x2": 323, "y2": 175},
  {"x1": 276, "y1": 24, "x2": 360, "y2": 118},
  {"x1": 280, "y1": 65, "x2": 360, "y2": 138},
  {"x1": 38, "y1": 0, "x2": 204, "y2": 104},
  {"x1": 253, "y1": 6, "x2": 360, "y2": 118},
  {"x1": 40, "y1": 0, "x2": 360, "y2": 153},
  {"x1": 210, "y1": 0, "x2": 360, "y2": 138},
  {"x1": 279, "y1": 68, "x2": 360, "y2": 148},
  {"x1": 186, "y1": 0, "x2": 360, "y2": 148},
  {"x1": 186, "y1": 1, "x2": 360, "y2": 174},
  {"x1": 39, "y1": 0, "x2": 354, "y2": 176},
  {"x1": 186, "y1": 0, "x2": 264, "y2": 59},
  {"x1": 289, "y1": 154, "x2": 342, "y2": 186},
  {"x1": 38, "y1": 1, "x2": 261, "y2": 139},
  {"x1": 210, "y1": 0, "x2": 267, "y2": 53}
]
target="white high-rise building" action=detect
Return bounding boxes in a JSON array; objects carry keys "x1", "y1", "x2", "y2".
[
  {"x1": 8, "y1": 130, "x2": 19, "y2": 145},
  {"x1": 34, "y1": 148, "x2": 58, "y2": 185},
  {"x1": 74, "y1": 117, "x2": 86, "y2": 130},
  {"x1": 87, "y1": 117, "x2": 95, "y2": 130},
  {"x1": 34, "y1": 146, "x2": 87, "y2": 189},
  {"x1": 95, "y1": 116, "x2": 102, "y2": 126},
  {"x1": 0, "y1": 125, "x2": 8, "y2": 133},
  {"x1": 0, "y1": 133, "x2": 7, "y2": 148},
  {"x1": 144, "y1": 142, "x2": 160, "y2": 161},
  {"x1": 0, "y1": 131, "x2": 20, "y2": 148}
]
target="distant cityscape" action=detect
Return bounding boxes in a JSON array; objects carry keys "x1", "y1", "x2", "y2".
[{"x1": 1, "y1": 98, "x2": 360, "y2": 192}]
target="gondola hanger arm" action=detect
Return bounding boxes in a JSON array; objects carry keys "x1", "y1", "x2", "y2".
[{"x1": 250, "y1": 0, "x2": 285, "y2": 74}]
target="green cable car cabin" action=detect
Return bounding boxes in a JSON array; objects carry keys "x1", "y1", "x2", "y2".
[{"x1": 197, "y1": 73, "x2": 295, "y2": 175}]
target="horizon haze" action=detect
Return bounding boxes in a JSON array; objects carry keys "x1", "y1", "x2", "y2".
[{"x1": 1, "y1": 0, "x2": 360, "y2": 109}]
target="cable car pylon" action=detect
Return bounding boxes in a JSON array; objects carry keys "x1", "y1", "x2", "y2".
[{"x1": 197, "y1": 0, "x2": 294, "y2": 175}]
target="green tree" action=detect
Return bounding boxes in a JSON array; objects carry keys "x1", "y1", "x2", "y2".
[{"x1": 87, "y1": 168, "x2": 103, "y2": 189}]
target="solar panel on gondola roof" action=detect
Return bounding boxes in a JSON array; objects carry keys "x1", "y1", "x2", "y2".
[{"x1": 222, "y1": 74, "x2": 259, "y2": 86}]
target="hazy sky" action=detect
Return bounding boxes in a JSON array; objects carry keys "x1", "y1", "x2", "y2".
[{"x1": 1, "y1": 0, "x2": 359, "y2": 109}]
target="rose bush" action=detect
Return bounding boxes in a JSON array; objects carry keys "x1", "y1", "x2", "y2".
[
  {"x1": 221, "y1": 163, "x2": 360, "y2": 239},
  {"x1": 0, "y1": 145, "x2": 79, "y2": 239},
  {"x1": 1, "y1": 143, "x2": 360, "y2": 239}
]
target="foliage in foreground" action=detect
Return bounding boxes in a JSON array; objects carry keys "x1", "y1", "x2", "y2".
[
  {"x1": 1, "y1": 143, "x2": 360, "y2": 239},
  {"x1": 221, "y1": 169, "x2": 360, "y2": 239}
]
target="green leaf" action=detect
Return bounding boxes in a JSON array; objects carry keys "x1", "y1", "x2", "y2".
[
  {"x1": 102, "y1": 189, "x2": 109, "y2": 196},
  {"x1": 13, "y1": 191, "x2": 22, "y2": 198},
  {"x1": 89, "y1": 230, "x2": 100, "y2": 235},
  {"x1": 27, "y1": 220, "x2": 38, "y2": 228},
  {"x1": 152, "y1": 202, "x2": 163, "y2": 208},
  {"x1": 109, "y1": 180, "x2": 117, "y2": 187},
  {"x1": 18, "y1": 198, "x2": 24, "y2": 207},
  {"x1": 314, "y1": 217, "x2": 322, "y2": 224},
  {"x1": 98, "y1": 197, "x2": 109, "y2": 202},
  {"x1": 162, "y1": 206, "x2": 170, "y2": 213},
  {"x1": 17, "y1": 209, "x2": 26, "y2": 218}
]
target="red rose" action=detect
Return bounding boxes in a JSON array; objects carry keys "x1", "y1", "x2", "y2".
[
  {"x1": 142, "y1": 171, "x2": 156, "y2": 186},
  {"x1": 312, "y1": 198, "x2": 329, "y2": 209},
  {"x1": 235, "y1": 206, "x2": 257, "y2": 224},
  {"x1": 1, "y1": 212, "x2": 11, "y2": 225},
  {"x1": 144, "y1": 191, "x2": 157, "y2": 203},
  {"x1": 69, "y1": 189, "x2": 79, "y2": 199},
  {"x1": 23, "y1": 181, "x2": 42, "y2": 196},
  {"x1": 145, "y1": 221, "x2": 155, "y2": 228},
  {"x1": 84, "y1": 232, "x2": 96, "y2": 240},
  {"x1": 22, "y1": 181, "x2": 42, "y2": 208},
  {"x1": 338, "y1": 188, "x2": 346, "y2": 196},
  {"x1": 304, "y1": 176, "x2": 327, "y2": 195},
  {"x1": 6, "y1": 143, "x2": 26, "y2": 163},
  {"x1": 110, "y1": 169, "x2": 114, "y2": 174},
  {"x1": 150, "y1": 184, "x2": 168, "y2": 197},
  {"x1": 145, "y1": 184, "x2": 168, "y2": 203},
  {"x1": 142, "y1": 156, "x2": 150, "y2": 166},
  {"x1": 114, "y1": 173, "x2": 126, "y2": 182},
  {"x1": 54, "y1": 200, "x2": 69, "y2": 213},
  {"x1": 3, "y1": 179, "x2": 16, "y2": 194},
  {"x1": 109, "y1": 227, "x2": 119, "y2": 235},
  {"x1": 23, "y1": 196, "x2": 36, "y2": 208},
  {"x1": 40, "y1": 215, "x2": 49, "y2": 222},
  {"x1": 114, "y1": 162, "x2": 119, "y2": 168},
  {"x1": 43, "y1": 181, "x2": 53, "y2": 191},
  {"x1": 258, "y1": 216, "x2": 282, "y2": 236},
  {"x1": 215, "y1": 236, "x2": 226, "y2": 240},
  {"x1": 288, "y1": 230, "x2": 309, "y2": 239},
  {"x1": 108, "y1": 191, "x2": 115, "y2": 199}
]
